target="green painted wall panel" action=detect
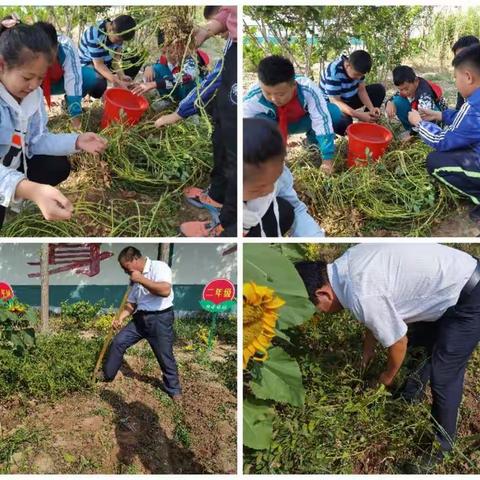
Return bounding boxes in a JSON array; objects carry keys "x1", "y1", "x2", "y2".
[{"x1": 12, "y1": 284, "x2": 236, "y2": 312}]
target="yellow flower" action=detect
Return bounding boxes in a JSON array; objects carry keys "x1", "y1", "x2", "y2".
[{"x1": 243, "y1": 282, "x2": 285, "y2": 369}]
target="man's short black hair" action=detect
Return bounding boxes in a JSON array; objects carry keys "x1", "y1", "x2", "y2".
[
  {"x1": 452, "y1": 35, "x2": 480, "y2": 54},
  {"x1": 393, "y1": 65, "x2": 417, "y2": 86},
  {"x1": 258, "y1": 55, "x2": 295, "y2": 86},
  {"x1": 112, "y1": 15, "x2": 136, "y2": 41},
  {"x1": 118, "y1": 246, "x2": 142, "y2": 263},
  {"x1": 348, "y1": 50, "x2": 372, "y2": 75},
  {"x1": 203, "y1": 6, "x2": 220, "y2": 19},
  {"x1": 452, "y1": 43, "x2": 480, "y2": 74},
  {"x1": 34, "y1": 21, "x2": 58, "y2": 47},
  {"x1": 294, "y1": 260, "x2": 329, "y2": 304},
  {"x1": 244, "y1": 118, "x2": 285, "y2": 177}
]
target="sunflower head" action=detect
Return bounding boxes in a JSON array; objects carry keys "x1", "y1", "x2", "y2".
[{"x1": 243, "y1": 282, "x2": 285, "y2": 369}]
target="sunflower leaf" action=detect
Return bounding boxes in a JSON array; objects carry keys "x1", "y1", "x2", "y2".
[
  {"x1": 250, "y1": 347, "x2": 305, "y2": 407},
  {"x1": 244, "y1": 244, "x2": 315, "y2": 330},
  {"x1": 243, "y1": 396, "x2": 275, "y2": 450}
]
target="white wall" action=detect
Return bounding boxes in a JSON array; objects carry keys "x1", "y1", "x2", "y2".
[{"x1": 0, "y1": 243, "x2": 236, "y2": 286}]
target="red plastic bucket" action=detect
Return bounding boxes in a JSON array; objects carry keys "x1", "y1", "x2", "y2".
[
  {"x1": 100, "y1": 88, "x2": 149, "y2": 129},
  {"x1": 346, "y1": 122, "x2": 393, "y2": 168}
]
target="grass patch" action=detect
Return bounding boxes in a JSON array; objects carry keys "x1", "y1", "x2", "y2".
[
  {"x1": 2, "y1": 106, "x2": 213, "y2": 237},
  {"x1": 244, "y1": 310, "x2": 479, "y2": 474},
  {"x1": 0, "y1": 427, "x2": 44, "y2": 473},
  {"x1": 0, "y1": 332, "x2": 102, "y2": 400},
  {"x1": 291, "y1": 137, "x2": 459, "y2": 236}
]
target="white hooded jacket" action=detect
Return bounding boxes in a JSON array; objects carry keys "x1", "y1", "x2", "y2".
[{"x1": 0, "y1": 83, "x2": 79, "y2": 210}]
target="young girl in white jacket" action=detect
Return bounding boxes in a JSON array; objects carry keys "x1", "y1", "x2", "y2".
[{"x1": 0, "y1": 19, "x2": 107, "y2": 227}]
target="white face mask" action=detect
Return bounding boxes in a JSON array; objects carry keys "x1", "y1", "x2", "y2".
[{"x1": 243, "y1": 182, "x2": 280, "y2": 237}]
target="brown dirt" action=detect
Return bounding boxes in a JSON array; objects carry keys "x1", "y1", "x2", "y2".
[{"x1": 0, "y1": 344, "x2": 236, "y2": 474}]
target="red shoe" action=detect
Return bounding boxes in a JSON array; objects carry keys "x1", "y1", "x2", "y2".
[{"x1": 180, "y1": 220, "x2": 224, "y2": 237}]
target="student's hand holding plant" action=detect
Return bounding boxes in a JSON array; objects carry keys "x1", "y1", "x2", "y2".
[
  {"x1": 356, "y1": 110, "x2": 375, "y2": 123},
  {"x1": 369, "y1": 107, "x2": 381, "y2": 119},
  {"x1": 71, "y1": 116, "x2": 82, "y2": 130},
  {"x1": 419, "y1": 107, "x2": 442, "y2": 122},
  {"x1": 132, "y1": 82, "x2": 156, "y2": 96},
  {"x1": 113, "y1": 75, "x2": 131, "y2": 90},
  {"x1": 155, "y1": 112, "x2": 182, "y2": 128},
  {"x1": 385, "y1": 101, "x2": 396, "y2": 119},
  {"x1": 408, "y1": 109, "x2": 422, "y2": 127},
  {"x1": 16, "y1": 180, "x2": 73, "y2": 221},
  {"x1": 378, "y1": 371, "x2": 394, "y2": 387},
  {"x1": 76, "y1": 133, "x2": 108, "y2": 155}
]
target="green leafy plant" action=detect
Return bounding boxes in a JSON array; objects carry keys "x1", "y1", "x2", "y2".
[
  {"x1": 60, "y1": 300, "x2": 105, "y2": 331},
  {"x1": 243, "y1": 244, "x2": 315, "y2": 450},
  {"x1": 0, "y1": 301, "x2": 38, "y2": 356}
]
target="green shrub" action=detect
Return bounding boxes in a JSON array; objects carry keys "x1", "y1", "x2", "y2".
[
  {"x1": 60, "y1": 300, "x2": 105, "y2": 331},
  {"x1": 0, "y1": 332, "x2": 102, "y2": 400}
]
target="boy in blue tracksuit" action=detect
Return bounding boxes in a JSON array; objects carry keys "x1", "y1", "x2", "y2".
[
  {"x1": 244, "y1": 55, "x2": 339, "y2": 175},
  {"x1": 408, "y1": 44, "x2": 480, "y2": 224}
]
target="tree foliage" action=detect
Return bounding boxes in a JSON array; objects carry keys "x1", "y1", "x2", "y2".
[{"x1": 244, "y1": 6, "x2": 433, "y2": 82}]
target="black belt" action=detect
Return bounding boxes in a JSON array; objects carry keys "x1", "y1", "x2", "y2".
[
  {"x1": 459, "y1": 260, "x2": 480, "y2": 302},
  {"x1": 135, "y1": 306, "x2": 173, "y2": 316}
]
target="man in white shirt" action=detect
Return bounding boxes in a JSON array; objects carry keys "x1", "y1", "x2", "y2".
[
  {"x1": 295, "y1": 243, "x2": 480, "y2": 464},
  {"x1": 101, "y1": 246, "x2": 181, "y2": 400}
]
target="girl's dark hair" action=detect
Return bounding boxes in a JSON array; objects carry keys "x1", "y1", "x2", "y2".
[
  {"x1": 294, "y1": 260, "x2": 329, "y2": 304},
  {"x1": 0, "y1": 22, "x2": 53, "y2": 68},
  {"x1": 34, "y1": 21, "x2": 58, "y2": 48},
  {"x1": 244, "y1": 117, "x2": 285, "y2": 168}
]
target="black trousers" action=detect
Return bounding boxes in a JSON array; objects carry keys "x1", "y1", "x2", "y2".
[
  {"x1": 215, "y1": 42, "x2": 237, "y2": 236},
  {"x1": 333, "y1": 83, "x2": 386, "y2": 136},
  {"x1": 103, "y1": 309, "x2": 181, "y2": 396},
  {"x1": 0, "y1": 154, "x2": 71, "y2": 227},
  {"x1": 246, "y1": 197, "x2": 294, "y2": 237},
  {"x1": 402, "y1": 278, "x2": 480, "y2": 451},
  {"x1": 426, "y1": 148, "x2": 480, "y2": 205}
]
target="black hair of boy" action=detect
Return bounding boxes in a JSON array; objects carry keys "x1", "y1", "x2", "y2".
[
  {"x1": 392, "y1": 65, "x2": 416, "y2": 86},
  {"x1": 35, "y1": 21, "x2": 58, "y2": 47},
  {"x1": 112, "y1": 15, "x2": 136, "y2": 41},
  {"x1": 452, "y1": 43, "x2": 480, "y2": 72},
  {"x1": 257, "y1": 55, "x2": 295, "y2": 86},
  {"x1": 348, "y1": 50, "x2": 372, "y2": 75},
  {"x1": 204, "y1": 6, "x2": 221, "y2": 19},
  {"x1": 452, "y1": 35, "x2": 480, "y2": 54},
  {"x1": 157, "y1": 29, "x2": 165, "y2": 47},
  {"x1": 294, "y1": 260, "x2": 329, "y2": 304},
  {"x1": 244, "y1": 118, "x2": 285, "y2": 169},
  {"x1": 0, "y1": 23, "x2": 53, "y2": 68}
]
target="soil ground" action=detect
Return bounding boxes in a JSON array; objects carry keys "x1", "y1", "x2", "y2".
[{"x1": 0, "y1": 341, "x2": 236, "y2": 474}]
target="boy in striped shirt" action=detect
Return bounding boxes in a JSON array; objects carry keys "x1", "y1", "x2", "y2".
[
  {"x1": 79, "y1": 15, "x2": 136, "y2": 98},
  {"x1": 244, "y1": 55, "x2": 339, "y2": 175},
  {"x1": 408, "y1": 44, "x2": 480, "y2": 226},
  {"x1": 320, "y1": 50, "x2": 386, "y2": 135}
]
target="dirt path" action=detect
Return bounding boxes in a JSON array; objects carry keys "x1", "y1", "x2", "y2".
[{"x1": 0, "y1": 344, "x2": 236, "y2": 474}]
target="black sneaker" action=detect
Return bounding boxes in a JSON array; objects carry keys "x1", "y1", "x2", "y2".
[{"x1": 401, "y1": 448, "x2": 446, "y2": 474}]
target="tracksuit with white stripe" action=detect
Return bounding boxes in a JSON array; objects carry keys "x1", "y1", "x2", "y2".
[{"x1": 418, "y1": 87, "x2": 480, "y2": 205}]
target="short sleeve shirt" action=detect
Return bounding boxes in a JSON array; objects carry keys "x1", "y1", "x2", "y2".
[
  {"x1": 79, "y1": 20, "x2": 122, "y2": 66},
  {"x1": 127, "y1": 257, "x2": 174, "y2": 311},
  {"x1": 320, "y1": 55, "x2": 364, "y2": 100},
  {"x1": 327, "y1": 244, "x2": 477, "y2": 347}
]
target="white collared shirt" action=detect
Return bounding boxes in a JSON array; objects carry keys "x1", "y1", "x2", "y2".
[
  {"x1": 327, "y1": 244, "x2": 477, "y2": 348},
  {"x1": 127, "y1": 257, "x2": 174, "y2": 311}
]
